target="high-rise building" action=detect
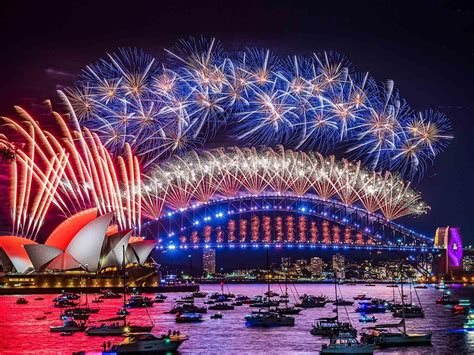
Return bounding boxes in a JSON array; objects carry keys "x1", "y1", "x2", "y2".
[
  {"x1": 202, "y1": 248, "x2": 216, "y2": 275},
  {"x1": 332, "y1": 253, "x2": 345, "y2": 279},
  {"x1": 281, "y1": 257, "x2": 291, "y2": 271},
  {"x1": 309, "y1": 257, "x2": 323, "y2": 277}
]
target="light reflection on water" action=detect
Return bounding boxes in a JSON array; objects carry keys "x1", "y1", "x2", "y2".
[{"x1": 0, "y1": 283, "x2": 472, "y2": 354}]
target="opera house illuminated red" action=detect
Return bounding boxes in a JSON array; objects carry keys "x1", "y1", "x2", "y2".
[{"x1": 0, "y1": 208, "x2": 154, "y2": 274}]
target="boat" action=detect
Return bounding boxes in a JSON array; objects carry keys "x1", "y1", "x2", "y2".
[
  {"x1": 204, "y1": 300, "x2": 215, "y2": 305},
  {"x1": 208, "y1": 302, "x2": 234, "y2": 311},
  {"x1": 86, "y1": 245, "x2": 154, "y2": 336},
  {"x1": 354, "y1": 294, "x2": 372, "y2": 301},
  {"x1": 50, "y1": 319, "x2": 86, "y2": 333},
  {"x1": 296, "y1": 295, "x2": 327, "y2": 308},
  {"x1": 333, "y1": 299, "x2": 354, "y2": 306},
  {"x1": 235, "y1": 295, "x2": 251, "y2": 302},
  {"x1": 274, "y1": 305, "x2": 302, "y2": 315},
  {"x1": 125, "y1": 295, "x2": 154, "y2": 308},
  {"x1": 356, "y1": 302, "x2": 386, "y2": 313},
  {"x1": 386, "y1": 284, "x2": 398, "y2": 288},
  {"x1": 16, "y1": 297, "x2": 28, "y2": 304},
  {"x1": 365, "y1": 284, "x2": 376, "y2": 287},
  {"x1": 99, "y1": 289, "x2": 122, "y2": 299},
  {"x1": 176, "y1": 312, "x2": 204, "y2": 323},
  {"x1": 321, "y1": 332, "x2": 375, "y2": 354},
  {"x1": 35, "y1": 316, "x2": 47, "y2": 320},
  {"x1": 175, "y1": 295, "x2": 194, "y2": 303},
  {"x1": 155, "y1": 293, "x2": 167, "y2": 301},
  {"x1": 359, "y1": 315, "x2": 376, "y2": 323},
  {"x1": 245, "y1": 310, "x2": 295, "y2": 327},
  {"x1": 311, "y1": 272, "x2": 356, "y2": 337},
  {"x1": 192, "y1": 291, "x2": 207, "y2": 298},
  {"x1": 434, "y1": 280, "x2": 447, "y2": 289},
  {"x1": 86, "y1": 316, "x2": 153, "y2": 335},
  {"x1": 264, "y1": 290, "x2": 279, "y2": 297},
  {"x1": 44, "y1": 311, "x2": 52, "y2": 314},
  {"x1": 231, "y1": 301, "x2": 243, "y2": 306},
  {"x1": 34, "y1": 297, "x2": 44, "y2": 301},
  {"x1": 436, "y1": 292, "x2": 459, "y2": 305},
  {"x1": 453, "y1": 300, "x2": 471, "y2": 315},
  {"x1": 464, "y1": 309, "x2": 474, "y2": 330},
  {"x1": 414, "y1": 284, "x2": 427, "y2": 289},
  {"x1": 117, "y1": 307, "x2": 130, "y2": 316},
  {"x1": 53, "y1": 293, "x2": 80, "y2": 301},
  {"x1": 393, "y1": 305, "x2": 424, "y2": 318},
  {"x1": 211, "y1": 313, "x2": 223, "y2": 319},
  {"x1": 361, "y1": 278, "x2": 432, "y2": 348},
  {"x1": 168, "y1": 303, "x2": 207, "y2": 314},
  {"x1": 311, "y1": 317, "x2": 357, "y2": 337},
  {"x1": 62, "y1": 307, "x2": 99, "y2": 320},
  {"x1": 54, "y1": 299, "x2": 78, "y2": 308},
  {"x1": 109, "y1": 332, "x2": 187, "y2": 353}
]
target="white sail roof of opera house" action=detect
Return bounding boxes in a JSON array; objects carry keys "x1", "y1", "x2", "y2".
[{"x1": 0, "y1": 211, "x2": 155, "y2": 274}]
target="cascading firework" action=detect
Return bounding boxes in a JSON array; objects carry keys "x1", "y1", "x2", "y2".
[
  {"x1": 142, "y1": 146, "x2": 429, "y2": 221},
  {"x1": 0, "y1": 106, "x2": 141, "y2": 239},
  {"x1": 66, "y1": 37, "x2": 453, "y2": 178}
]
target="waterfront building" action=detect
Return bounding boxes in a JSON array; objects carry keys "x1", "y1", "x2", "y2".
[
  {"x1": 332, "y1": 253, "x2": 345, "y2": 279},
  {"x1": 202, "y1": 248, "x2": 216, "y2": 275},
  {"x1": 309, "y1": 257, "x2": 323, "y2": 277}
]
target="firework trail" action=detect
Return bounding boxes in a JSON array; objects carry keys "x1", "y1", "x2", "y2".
[{"x1": 66, "y1": 38, "x2": 453, "y2": 178}]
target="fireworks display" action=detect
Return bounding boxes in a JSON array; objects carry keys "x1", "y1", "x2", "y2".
[
  {"x1": 142, "y1": 146, "x2": 428, "y2": 221},
  {"x1": 66, "y1": 38, "x2": 452, "y2": 178},
  {"x1": 0, "y1": 106, "x2": 141, "y2": 239}
]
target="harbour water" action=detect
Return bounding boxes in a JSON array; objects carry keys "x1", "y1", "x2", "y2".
[{"x1": 0, "y1": 283, "x2": 473, "y2": 354}]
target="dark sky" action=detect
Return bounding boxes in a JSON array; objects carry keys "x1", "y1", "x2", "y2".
[{"x1": 0, "y1": 0, "x2": 473, "y2": 244}]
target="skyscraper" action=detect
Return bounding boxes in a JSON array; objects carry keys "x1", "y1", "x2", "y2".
[
  {"x1": 332, "y1": 253, "x2": 345, "y2": 279},
  {"x1": 202, "y1": 248, "x2": 216, "y2": 275},
  {"x1": 309, "y1": 257, "x2": 323, "y2": 277}
]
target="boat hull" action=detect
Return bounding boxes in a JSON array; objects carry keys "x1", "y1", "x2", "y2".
[
  {"x1": 321, "y1": 344, "x2": 375, "y2": 354},
  {"x1": 111, "y1": 340, "x2": 182, "y2": 353}
]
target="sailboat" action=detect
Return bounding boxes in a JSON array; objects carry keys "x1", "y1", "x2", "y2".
[
  {"x1": 274, "y1": 258, "x2": 302, "y2": 315},
  {"x1": 393, "y1": 282, "x2": 424, "y2": 318},
  {"x1": 311, "y1": 272, "x2": 356, "y2": 337},
  {"x1": 361, "y1": 277, "x2": 431, "y2": 347},
  {"x1": 245, "y1": 249, "x2": 295, "y2": 327},
  {"x1": 85, "y1": 246, "x2": 154, "y2": 336}
]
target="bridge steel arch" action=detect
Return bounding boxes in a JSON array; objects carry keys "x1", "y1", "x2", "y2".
[{"x1": 141, "y1": 194, "x2": 437, "y2": 253}]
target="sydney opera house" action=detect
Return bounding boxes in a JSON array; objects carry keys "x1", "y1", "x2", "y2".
[{"x1": 0, "y1": 208, "x2": 155, "y2": 274}]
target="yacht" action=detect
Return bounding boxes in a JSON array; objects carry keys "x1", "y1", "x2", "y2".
[
  {"x1": 109, "y1": 333, "x2": 187, "y2": 353},
  {"x1": 333, "y1": 299, "x2": 354, "y2": 306},
  {"x1": 176, "y1": 312, "x2": 204, "y2": 323},
  {"x1": 274, "y1": 305, "x2": 302, "y2": 315},
  {"x1": 50, "y1": 319, "x2": 86, "y2": 333},
  {"x1": 436, "y1": 292, "x2": 458, "y2": 305},
  {"x1": 249, "y1": 297, "x2": 280, "y2": 308},
  {"x1": 208, "y1": 302, "x2": 234, "y2": 311},
  {"x1": 125, "y1": 295, "x2": 154, "y2": 308},
  {"x1": 99, "y1": 290, "x2": 122, "y2": 299},
  {"x1": 16, "y1": 297, "x2": 28, "y2": 304},
  {"x1": 356, "y1": 302, "x2": 386, "y2": 313},
  {"x1": 321, "y1": 332, "x2": 375, "y2": 354},
  {"x1": 192, "y1": 291, "x2": 207, "y2": 298},
  {"x1": 295, "y1": 295, "x2": 326, "y2": 308},
  {"x1": 310, "y1": 317, "x2": 357, "y2": 337},
  {"x1": 168, "y1": 303, "x2": 207, "y2": 314},
  {"x1": 245, "y1": 310, "x2": 295, "y2": 327},
  {"x1": 393, "y1": 305, "x2": 424, "y2": 318},
  {"x1": 86, "y1": 316, "x2": 153, "y2": 336},
  {"x1": 361, "y1": 327, "x2": 432, "y2": 347}
]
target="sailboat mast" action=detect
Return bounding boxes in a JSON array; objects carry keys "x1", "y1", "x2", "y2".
[
  {"x1": 334, "y1": 271, "x2": 339, "y2": 321},
  {"x1": 122, "y1": 245, "x2": 127, "y2": 325},
  {"x1": 266, "y1": 248, "x2": 270, "y2": 303},
  {"x1": 400, "y1": 273, "x2": 406, "y2": 334}
]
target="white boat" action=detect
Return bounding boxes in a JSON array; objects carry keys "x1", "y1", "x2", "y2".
[
  {"x1": 110, "y1": 333, "x2": 187, "y2": 353},
  {"x1": 321, "y1": 332, "x2": 375, "y2": 354},
  {"x1": 50, "y1": 319, "x2": 86, "y2": 333}
]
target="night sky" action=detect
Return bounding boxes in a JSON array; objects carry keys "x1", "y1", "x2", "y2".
[{"x1": 0, "y1": 0, "x2": 473, "y2": 244}]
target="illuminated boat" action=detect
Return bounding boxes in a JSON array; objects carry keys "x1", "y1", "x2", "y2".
[
  {"x1": 295, "y1": 295, "x2": 326, "y2": 308},
  {"x1": 125, "y1": 295, "x2": 154, "y2": 308},
  {"x1": 168, "y1": 303, "x2": 207, "y2": 314},
  {"x1": 99, "y1": 290, "x2": 122, "y2": 299},
  {"x1": 359, "y1": 315, "x2": 377, "y2": 323},
  {"x1": 393, "y1": 305, "x2": 424, "y2": 318},
  {"x1": 110, "y1": 333, "x2": 188, "y2": 353},
  {"x1": 435, "y1": 292, "x2": 458, "y2": 305},
  {"x1": 176, "y1": 312, "x2": 204, "y2": 323},
  {"x1": 321, "y1": 332, "x2": 375, "y2": 354},
  {"x1": 356, "y1": 302, "x2": 386, "y2": 313},
  {"x1": 361, "y1": 320, "x2": 432, "y2": 347},
  {"x1": 310, "y1": 317, "x2": 357, "y2": 337},
  {"x1": 85, "y1": 315, "x2": 153, "y2": 335}
]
